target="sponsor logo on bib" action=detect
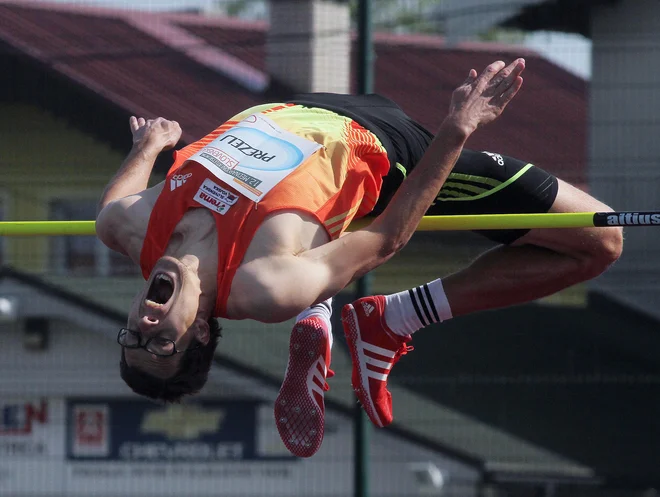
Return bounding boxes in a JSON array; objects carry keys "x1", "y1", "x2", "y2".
[{"x1": 194, "y1": 178, "x2": 239, "y2": 215}]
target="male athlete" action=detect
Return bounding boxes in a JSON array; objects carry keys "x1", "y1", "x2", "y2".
[{"x1": 96, "y1": 59, "x2": 623, "y2": 458}]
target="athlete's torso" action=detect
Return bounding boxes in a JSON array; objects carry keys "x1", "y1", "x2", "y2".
[{"x1": 121, "y1": 103, "x2": 390, "y2": 317}]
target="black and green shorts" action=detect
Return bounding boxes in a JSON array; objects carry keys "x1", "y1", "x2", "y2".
[{"x1": 289, "y1": 92, "x2": 559, "y2": 244}]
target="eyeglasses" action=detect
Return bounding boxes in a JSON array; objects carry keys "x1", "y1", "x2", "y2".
[{"x1": 117, "y1": 328, "x2": 202, "y2": 357}]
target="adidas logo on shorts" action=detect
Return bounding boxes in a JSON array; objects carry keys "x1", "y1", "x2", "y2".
[{"x1": 482, "y1": 151, "x2": 504, "y2": 166}]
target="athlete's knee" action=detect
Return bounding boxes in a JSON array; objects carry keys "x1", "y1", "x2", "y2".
[
  {"x1": 593, "y1": 221, "x2": 624, "y2": 267},
  {"x1": 549, "y1": 182, "x2": 623, "y2": 277},
  {"x1": 523, "y1": 219, "x2": 623, "y2": 281},
  {"x1": 577, "y1": 222, "x2": 623, "y2": 279}
]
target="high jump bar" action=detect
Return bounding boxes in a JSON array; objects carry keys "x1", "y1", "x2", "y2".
[{"x1": 0, "y1": 211, "x2": 658, "y2": 236}]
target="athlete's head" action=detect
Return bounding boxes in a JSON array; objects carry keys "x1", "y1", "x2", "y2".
[{"x1": 119, "y1": 256, "x2": 221, "y2": 401}]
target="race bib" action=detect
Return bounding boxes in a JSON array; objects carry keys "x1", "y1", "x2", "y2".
[{"x1": 186, "y1": 114, "x2": 322, "y2": 202}]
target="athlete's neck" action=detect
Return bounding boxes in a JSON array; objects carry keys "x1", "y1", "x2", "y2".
[{"x1": 164, "y1": 234, "x2": 218, "y2": 316}]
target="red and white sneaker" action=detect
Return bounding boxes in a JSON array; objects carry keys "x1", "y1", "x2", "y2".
[
  {"x1": 342, "y1": 295, "x2": 413, "y2": 428},
  {"x1": 274, "y1": 317, "x2": 334, "y2": 458}
]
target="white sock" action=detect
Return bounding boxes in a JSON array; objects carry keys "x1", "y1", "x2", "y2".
[
  {"x1": 384, "y1": 279, "x2": 452, "y2": 336},
  {"x1": 296, "y1": 298, "x2": 333, "y2": 348}
]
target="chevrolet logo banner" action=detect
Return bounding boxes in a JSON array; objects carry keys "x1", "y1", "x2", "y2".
[
  {"x1": 66, "y1": 399, "x2": 266, "y2": 462},
  {"x1": 141, "y1": 405, "x2": 226, "y2": 441}
]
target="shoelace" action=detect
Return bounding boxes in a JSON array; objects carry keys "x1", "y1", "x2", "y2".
[
  {"x1": 323, "y1": 369, "x2": 335, "y2": 391},
  {"x1": 392, "y1": 344, "x2": 414, "y2": 365}
]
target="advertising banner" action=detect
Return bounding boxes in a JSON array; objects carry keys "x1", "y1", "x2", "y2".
[
  {"x1": 0, "y1": 398, "x2": 357, "y2": 496},
  {"x1": 63, "y1": 398, "x2": 302, "y2": 496},
  {"x1": 0, "y1": 398, "x2": 66, "y2": 494},
  {"x1": 67, "y1": 399, "x2": 261, "y2": 462}
]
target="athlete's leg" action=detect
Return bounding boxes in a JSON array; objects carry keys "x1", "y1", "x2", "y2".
[
  {"x1": 442, "y1": 179, "x2": 623, "y2": 317},
  {"x1": 343, "y1": 150, "x2": 624, "y2": 428},
  {"x1": 380, "y1": 149, "x2": 623, "y2": 319}
]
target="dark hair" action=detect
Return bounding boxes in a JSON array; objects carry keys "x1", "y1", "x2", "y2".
[{"x1": 119, "y1": 318, "x2": 222, "y2": 403}]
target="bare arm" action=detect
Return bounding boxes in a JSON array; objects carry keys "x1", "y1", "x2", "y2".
[
  {"x1": 96, "y1": 116, "x2": 181, "y2": 254},
  {"x1": 96, "y1": 116, "x2": 181, "y2": 214},
  {"x1": 233, "y1": 59, "x2": 526, "y2": 322}
]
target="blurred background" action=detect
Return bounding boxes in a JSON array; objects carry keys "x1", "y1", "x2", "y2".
[{"x1": 0, "y1": 0, "x2": 659, "y2": 496}]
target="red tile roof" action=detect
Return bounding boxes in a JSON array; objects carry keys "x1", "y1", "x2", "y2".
[
  {"x1": 0, "y1": 2, "x2": 267, "y2": 141},
  {"x1": 0, "y1": 0, "x2": 587, "y2": 186},
  {"x1": 367, "y1": 35, "x2": 588, "y2": 186}
]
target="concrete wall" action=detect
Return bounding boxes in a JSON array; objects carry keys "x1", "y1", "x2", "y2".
[
  {"x1": 588, "y1": 0, "x2": 660, "y2": 318},
  {"x1": 267, "y1": 0, "x2": 350, "y2": 93}
]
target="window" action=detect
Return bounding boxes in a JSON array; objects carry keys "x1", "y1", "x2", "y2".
[{"x1": 49, "y1": 199, "x2": 137, "y2": 276}]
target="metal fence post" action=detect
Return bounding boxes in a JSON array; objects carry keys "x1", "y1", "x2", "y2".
[{"x1": 355, "y1": 0, "x2": 373, "y2": 496}]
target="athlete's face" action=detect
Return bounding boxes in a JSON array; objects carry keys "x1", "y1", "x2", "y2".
[{"x1": 122, "y1": 257, "x2": 209, "y2": 378}]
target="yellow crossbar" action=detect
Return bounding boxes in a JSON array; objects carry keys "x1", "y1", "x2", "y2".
[{"x1": 0, "y1": 213, "x2": 604, "y2": 236}]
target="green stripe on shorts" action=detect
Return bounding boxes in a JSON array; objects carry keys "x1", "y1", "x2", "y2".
[
  {"x1": 447, "y1": 172, "x2": 502, "y2": 188},
  {"x1": 437, "y1": 164, "x2": 534, "y2": 202},
  {"x1": 442, "y1": 181, "x2": 490, "y2": 195},
  {"x1": 437, "y1": 188, "x2": 472, "y2": 199}
]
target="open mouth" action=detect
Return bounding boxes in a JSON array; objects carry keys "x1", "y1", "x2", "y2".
[{"x1": 146, "y1": 273, "x2": 175, "y2": 305}]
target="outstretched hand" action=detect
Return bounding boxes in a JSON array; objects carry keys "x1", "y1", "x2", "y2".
[
  {"x1": 129, "y1": 116, "x2": 182, "y2": 154},
  {"x1": 447, "y1": 58, "x2": 525, "y2": 137}
]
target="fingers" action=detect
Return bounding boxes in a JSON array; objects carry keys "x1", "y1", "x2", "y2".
[
  {"x1": 130, "y1": 116, "x2": 146, "y2": 128},
  {"x1": 463, "y1": 68, "x2": 478, "y2": 85},
  {"x1": 129, "y1": 116, "x2": 149, "y2": 131},
  {"x1": 149, "y1": 117, "x2": 179, "y2": 129},
  {"x1": 471, "y1": 58, "x2": 525, "y2": 98},
  {"x1": 492, "y1": 58, "x2": 525, "y2": 94},
  {"x1": 493, "y1": 76, "x2": 523, "y2": 108},
  {"x1": 129, "y1": 116, "x2": 181, "y2": 150},
  {"x1": 474, "y1": 60, "x2": 506, "y2": 92}
]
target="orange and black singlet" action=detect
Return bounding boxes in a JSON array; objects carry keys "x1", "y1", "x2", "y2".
[{"x1": 140, "y1": 103, "x2": 390, "y2": 318}]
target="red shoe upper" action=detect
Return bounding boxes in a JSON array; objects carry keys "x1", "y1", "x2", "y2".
[{"x1": 342, "y1": 295, "x2": 413, "y2": 427}]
